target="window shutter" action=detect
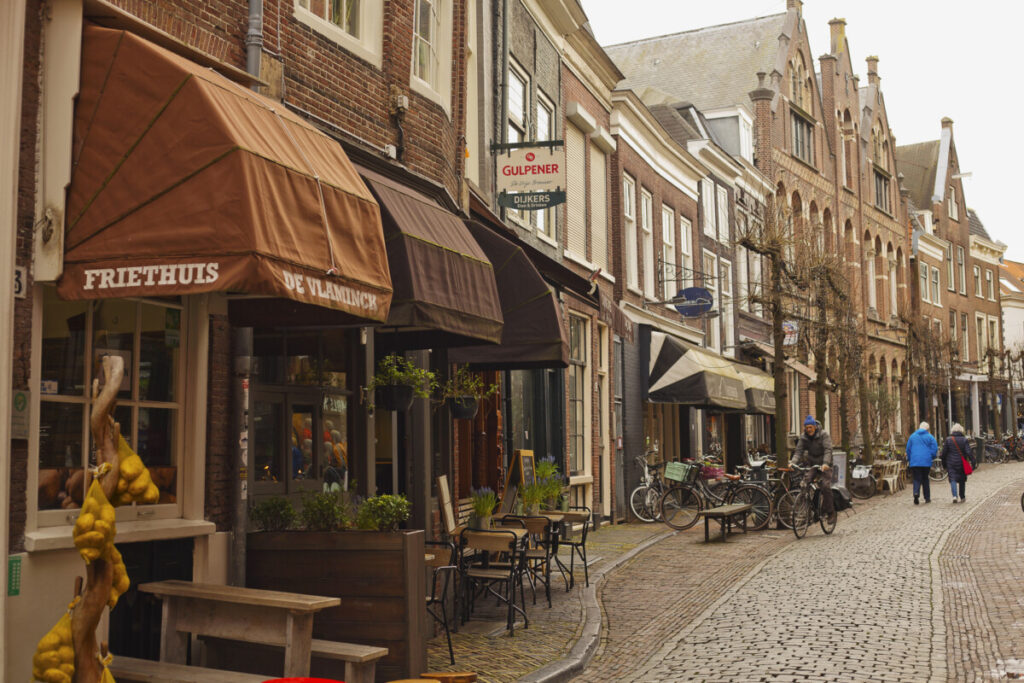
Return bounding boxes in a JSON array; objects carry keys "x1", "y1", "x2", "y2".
[
  {"x1": 566, "y1": 124, "x2": 587, "y2": 258},
  {"x1": 589, "y1": 142, "x2": 608, "y2": 270}
]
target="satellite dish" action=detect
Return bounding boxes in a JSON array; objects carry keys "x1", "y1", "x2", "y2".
[{"x1": 673, "y1": 287, "x2": 714, "y2": 317}]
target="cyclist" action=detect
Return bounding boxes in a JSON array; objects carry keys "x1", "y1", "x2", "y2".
[{"x1": 793, "y1": 415, "x2": 835, "y2": 522}]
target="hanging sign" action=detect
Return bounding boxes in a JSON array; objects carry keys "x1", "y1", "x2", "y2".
[
  {"x1": 783, "y1": 320, "x2": 799, "y2": 346},
  {"x1": 494, "y1": 142, "x2": 566, "y2": 210},
  {"x1": 673, "y1": 287, "x2": 714, "y2": 317}
]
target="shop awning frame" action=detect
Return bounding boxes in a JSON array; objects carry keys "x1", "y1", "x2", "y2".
[
  {"x1": 645, "y1": 329, "x2": 748, "y2": 411},
  {"x1": 733, "y1": 363, "x2": 777, "y2": 415}
]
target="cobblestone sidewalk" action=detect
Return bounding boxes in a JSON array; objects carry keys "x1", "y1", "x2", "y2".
[{"x1": 424, "y1": 522, "x2": 670, "y2": 682}]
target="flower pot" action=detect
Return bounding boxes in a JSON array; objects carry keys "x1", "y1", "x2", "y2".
[
  {"x1": 446, "y1": 396, "x2": 479, "y2": 420},
  {"x1": 469, "y1": 514, "x2": 491, "y2": 530},
  {"x1": 376, "y1": 385, "x2": 415, "y2": 412}
]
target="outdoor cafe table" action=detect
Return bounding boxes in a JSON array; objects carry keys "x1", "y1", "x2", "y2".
[{"x1": 139, "y1": 580, "x2": 341, "y2": 677}]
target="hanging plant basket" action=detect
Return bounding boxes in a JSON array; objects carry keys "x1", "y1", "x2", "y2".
[
  {"x1": 446, "y1": 396, "x2": 479, "y2": 420},
  {"x1": 376, "y1": 385, "x2": 416, "y2": 412}
]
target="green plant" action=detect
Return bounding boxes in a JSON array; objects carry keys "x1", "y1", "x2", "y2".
[
  {"x1": 356, "y1": 493, "x2": 412, "y2": 531},
  {"x1": 438, "y1": 364, "x2": 498, "y2": 401},
  {"x1": 365, "y1": 354, "x2": 436, "y2": 397},
  {"x1": 299, "y1": 490, "x2": 353, "y2": 531},
  {"x1": 521, "y1": 482, "x2": 544, "y2": 511},
  {"x1": 470, "y1": 487, "x2": 497, "y2": 518},
  {"x1": 250, "y1": 496, "x2": 296, "y2": 532},
  {"x1": 535, "y1": 456, "x2": 563, "y2": 507}
]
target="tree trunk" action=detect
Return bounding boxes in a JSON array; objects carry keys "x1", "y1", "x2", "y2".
[
  {"x1": 771, "y1": 253, "x2": 789, "y2": 466},
  {"x1": 858, "y1": 371, "x2": 873, "y2": 464}
]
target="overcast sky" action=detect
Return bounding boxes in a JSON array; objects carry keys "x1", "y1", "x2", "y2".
[{"x1": 582, "y1": 0, "x2": 1022, "y2": 261}]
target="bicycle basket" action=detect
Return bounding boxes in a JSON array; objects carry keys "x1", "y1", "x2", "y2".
[
  {"x1": 665, "y1": 461, "x2": 699, "y2": 483},
  {"x1": 851, "y1": 465, "x2": 872, "y2": 479},
  {"x1": 700, "y1": 465, "x2": 724, "y2": 480}
]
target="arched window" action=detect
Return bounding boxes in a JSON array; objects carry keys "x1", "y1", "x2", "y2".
[{"x1": 790, "y1": 57, "x2": 807, "y2": 108}]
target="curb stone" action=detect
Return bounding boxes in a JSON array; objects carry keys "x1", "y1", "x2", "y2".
[{"x1": 514, "y1": 527, "x2": 677, "y2": 683}]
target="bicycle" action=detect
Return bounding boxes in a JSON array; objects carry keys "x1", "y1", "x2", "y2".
[
  {"x1": 660, "y1": 460, "x2": 773, "y2": 532},
  {"x1": 629, "y1": 453, "x2": 668, "y2": 523},
  {"x1": 738, "y1": 461, "x2": 797, "y2": 529},
  {"x1": 848, "y1": 459, "x2": 878, "y2": 499},
  {"x1": 928, "y1": 456, "x2": 948, "y2": 482},
  {"x1": 791, "y1": 464, "x2": 837, "y2": 538}
]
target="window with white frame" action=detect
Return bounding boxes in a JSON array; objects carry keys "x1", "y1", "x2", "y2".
[
  {"x1": 661, "y1": 205, "x2": 675, "y2": 300},
  {"x1": 740, "y1": 118, "x2": 753, "y2": 162},
  {"x1": 721, "y1": 258, "x2": 734, "y2": 352},
  {"x1": 950, "y1": 309, "x2": 957, "y2": 341},
  {"x1": 36, "y1": 287, "x2": 184, "y2": 523},
  {"x1": 989, "y1": 317, "x2": 999, "y2": 354},
  {"x1": 751, "y1": 252, "x2": 763, "y2": 316},
  {"x1": 716, "y1": 186, "x2": 729, "y2": 242},
  {"x1": 534, "y1": 92, "x2": 556, "y2": 239},
  {"x1": 294, "y1": 0, "x2": 382, "y2": 66},
  {"x1": 701, "y1": 181, "x2": 716, "y2": 239},
  {"x1": 986, "y1": 269, "x2": 995, "y2": 300},
  {"x1": 889, "y1": 259, "x2": 898, "y2": 315},
  {"x1": 641, "y1": 189, "x2": 655, "y2": 298},
  {"x1": 679, "y1": 217, "x2": 693, "y2": 290},
  {"x1": 962, "y1": 313, "x2": 969, "y2": 361},
  {"x1": 737, "y1": 244, "x2": 749, "y2": 313},
  {"x1": 788, "y1": 369, "x2": 801, "y2": 434},
  {"x1": 948, "y1": 186, "x2": 959, "y2": 221},
  {"x1": 703, "y1": 249, "x2": 719, "y2": 352},
  {"x1": 590, "y1": 142, "x2": 609, "y2": 271},
  {"x1": 623, "y1": 175, "x2": 638, "y2": 290},
  {"x1": 568, "y1": 314, "x2": 589, "y2": 475},
  {"x1": 946, "y1": 244, "x2": 955, "y2": 291},
  {"x1": 565, "y1": 123, "x2": 586, "y2": 258},
  {"x1": 930, "y1": 267, "x2": 940, "y2": 306},
  {"x1": 919, "y1": 262, "x2": 929, "y2": 303},
  {"x1": 505, "y1": 61, "x2": 528, "y2": 224},
  {"x1": 974, "y1": 265, "x2": 983, "y2": 297},
  {"x1": 410, "y1": 0, "x2": 452, "y2": 108},
  {"x1": 957, "y1": 246, "x2": 966, "y2": 294},
  {"x1": 867, "y1": 252, "x2": 877, "y2": 309},
  {"x1": 976, "y1": 313, "x2": 986, "y2": 360}
]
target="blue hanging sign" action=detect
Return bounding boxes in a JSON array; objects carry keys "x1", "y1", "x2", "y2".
[{"x1": 673, "y1": 287, "x2": 714, "y2": 317}]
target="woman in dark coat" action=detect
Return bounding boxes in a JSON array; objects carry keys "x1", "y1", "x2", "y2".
[{"x1": 940, "y1": 423, "x2": 974, "y2": 503}]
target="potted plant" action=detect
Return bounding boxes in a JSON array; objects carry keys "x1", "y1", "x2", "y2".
[
  {"x1": 245, "y1": 489, "x2": 424, "y2": 679},
  {"x1": 469, "y1": 487, "x2": 497, "y2": 529},
  {"x1": 437, "y1": 364, "x2": 498, "y2": 420},
  {"x1": 521, "y1": 481, "x2": 544, "y2": 515},
  {"x1": 365, "y1": 354, "x2": 435, "y2": 412},
  {"x1": 535, "y1": 457, "x2": 564, "y2": 510}
]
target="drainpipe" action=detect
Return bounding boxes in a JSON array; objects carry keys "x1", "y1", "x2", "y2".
[
  {"x1": 498, "y1": 0, "x2": 509, "y2": 220},
  {"x1": 246, "y1": 0, "x2": 263, "y2": 91}
]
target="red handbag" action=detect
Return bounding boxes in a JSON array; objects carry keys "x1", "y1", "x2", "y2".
[{"x1": 951, "y1": 437, "x2": 973, "y2": 475}]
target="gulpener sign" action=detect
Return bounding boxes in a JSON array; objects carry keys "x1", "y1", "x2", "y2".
[{"x1": 495, "y1": 143, "x2": 566, "y2": 210}]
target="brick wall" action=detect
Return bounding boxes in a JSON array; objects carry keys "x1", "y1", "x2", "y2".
[{"x1": 205, "y1": 314, "x2": 233, "y2": 530}]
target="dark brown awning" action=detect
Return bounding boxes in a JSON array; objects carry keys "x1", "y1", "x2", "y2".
[
  {"x1": 58, "y1": 25, "x2": 392, "y2": 322},
  {"x1": 449, "y1": 221, "x2": 568, "y2": 369},
  {"x1": 363, "y1": 173, "x2": 503, "y2": 349}
]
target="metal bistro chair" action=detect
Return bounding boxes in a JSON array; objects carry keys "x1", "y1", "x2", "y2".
[
  {"x1": 458, "y1": 527, "x2": 529, "y2": 634},
  {"x1": 557, "y1": 506, "x2": 593, "y2": 590},
  {"x1": 425, "y1": 540, "x2": 457, "y2": 665},
  {"x1": 497, "y1": 515, "x2": 555, "y2": 608}
]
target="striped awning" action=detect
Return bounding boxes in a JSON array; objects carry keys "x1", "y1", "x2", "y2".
[
  {"x1": 733, "y1": 363, "x2": 776, "y2": 415},
  {"x1": 647, "y1": 330, "x2": 747, "y2": 410}
]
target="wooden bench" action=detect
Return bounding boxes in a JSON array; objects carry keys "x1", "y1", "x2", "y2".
[
  {"x1": 108, "y1": 655, "x2": 269, "y2": 683},
  {"x1": 697, "y1": 503, "x2": 753, "y2": 542},
  {"x1": 202, "y1": 635, "x2": 388, "y2": 683}
]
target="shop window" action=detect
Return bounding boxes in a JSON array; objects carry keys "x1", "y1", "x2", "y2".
[
  {"x1": 568, "y1": 315, "x2": 588, "y2": 476},
  {"x1": 37, "y1": 288, "x2": 183, "y2": 521}
]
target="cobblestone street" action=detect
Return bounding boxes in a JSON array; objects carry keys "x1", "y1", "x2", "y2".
[{"x1": 581, "y1": 461, "x2": 1024, "y2": 682}]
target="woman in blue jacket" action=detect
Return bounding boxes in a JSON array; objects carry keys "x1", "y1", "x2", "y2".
[{"x1": 905, "y1": 421, "x2": 938, "y2": 504}]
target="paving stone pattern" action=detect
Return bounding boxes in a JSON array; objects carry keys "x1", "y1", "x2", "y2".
[
  {"x1": 425, "y1": 522, "x2": 667, "y2": 682},
  {"x1": 582, "y1": 462, "x2": 1024, "y2": 682}
]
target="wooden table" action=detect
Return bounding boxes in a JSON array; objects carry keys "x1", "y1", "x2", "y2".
[{"x1": 139, "y1": 580, "x2": 340, "y2": 677}]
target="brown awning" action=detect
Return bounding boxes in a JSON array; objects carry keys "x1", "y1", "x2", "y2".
[
  {"x1": 449, "y1": 221, "x2": 568, "y2": 368},
  {"x1": 363, "y1": 173, "x2": 503, "y2": 349},
  {"x1": 58, "y1": 25, "x2": 392, "y2": 322}
]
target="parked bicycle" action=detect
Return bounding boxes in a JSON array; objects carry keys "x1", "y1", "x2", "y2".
[
  {"x1": 928, "y1": 456, "x2": 948, "y2": 482},
  {"x1": 629, "y1": 453, "x2": 668, "y2": 523},
  {"x1": 791, "y1": 464, "x2": 837, "y2": 538},
  {"x1": 848, "y1": 459, "x2": 878, "y2": 499},
  {"x1": 659, "y1": 460, "x2": 773, "y2": 532}
]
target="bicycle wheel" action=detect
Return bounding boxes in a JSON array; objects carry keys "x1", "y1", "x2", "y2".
[
  {"x1": 848, "y1": 475, "x2": 876, "y2": 499},
  {"x1": 630, "y1": 485, "x2": 656, "y2": 522},
  {"x1": 729, "y1": 485, "x2": 773, "y2": 531},
  {"x1": 928, "y1": 462, "x2": 947, "y2": 481},
  {"x1": 819, "y1": 500, "x2": 837, "y2": 535},
  {"x1": 791, "y1": 492, "x2": 811, "y2": 539},
  {"x1": 660, "y1": 485, "x2": 702, "y2": 530},
  {"x1": 1020, "y1": 489, "x2": 1024, "y2": 514},
  {"x1": 775, "y1": 490, "x2": 798, "y2": 529}
]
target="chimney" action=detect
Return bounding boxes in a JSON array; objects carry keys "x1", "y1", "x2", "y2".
[
  {"x1": 829, "y1": 18, "x2": 846, "y2": 55},
  {"x1": 941, "y1": 116, "x2": 954, "y2": 130},
  {"x1": 866, "y1": 56, "x2": 879, "y2": 86},
  {"x1": 788, "y1": 0, "x2": 803, "y2": 14}
]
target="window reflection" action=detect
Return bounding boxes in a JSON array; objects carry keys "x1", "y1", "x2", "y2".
[
  {"x1": 254, "y1": 400, "x2": 283, "y2": 483},
  {"x1": 323, "y1": 394, "x2": 348, "y2": 488},
  {"x1": 291, "y1": 405, "x2": 315, "y2": 479}
]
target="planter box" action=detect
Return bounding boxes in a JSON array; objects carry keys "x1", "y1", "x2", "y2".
[{"x1": 243, "y1": 530, "x2": 426, "y2": 681}]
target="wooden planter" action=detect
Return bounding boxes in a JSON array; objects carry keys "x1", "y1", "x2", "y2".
[
  {"x1": 446, "y1": 396, "x2": 479, "y2": 420},
  {"x1": 243, "y1": 530, "x2": 426, "y2": 681},
  {"x1": 375, "y1": 385, "x2": 415, "y2": 412}
]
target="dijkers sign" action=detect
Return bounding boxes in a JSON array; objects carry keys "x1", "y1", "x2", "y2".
[{"x1": 495, "y1": 142, "x2": 566, "y2": 210}]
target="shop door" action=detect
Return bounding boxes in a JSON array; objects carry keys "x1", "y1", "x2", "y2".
[{"x1": 107, "y1": 538, "x2": 193, "y2": 661}]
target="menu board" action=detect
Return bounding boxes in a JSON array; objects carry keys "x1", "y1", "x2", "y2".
[{"x1": 498, "y1": 449, "x2": 537, "y2": 513}]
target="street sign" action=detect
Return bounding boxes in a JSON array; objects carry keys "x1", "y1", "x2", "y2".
[
  {"x1": 673, "y1": 287, "x2": 713, "y2": 317},
  {"x1": 496, "y1": 146, "x2": 565, "y2": 195},
  {"x1": 11, "y1": 389, "x2": 28, "y2": 440},
  {"x1": 497, "y1": 190, "x2": 566, "y2": 211},
  {"x1": 783, "y1": 320, "x2": 799, "y2": 345}
]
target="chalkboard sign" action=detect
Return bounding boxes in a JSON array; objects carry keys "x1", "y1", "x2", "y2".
[{"x1": 498, "y1": 449, "x2": 537, "y2": 513}]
